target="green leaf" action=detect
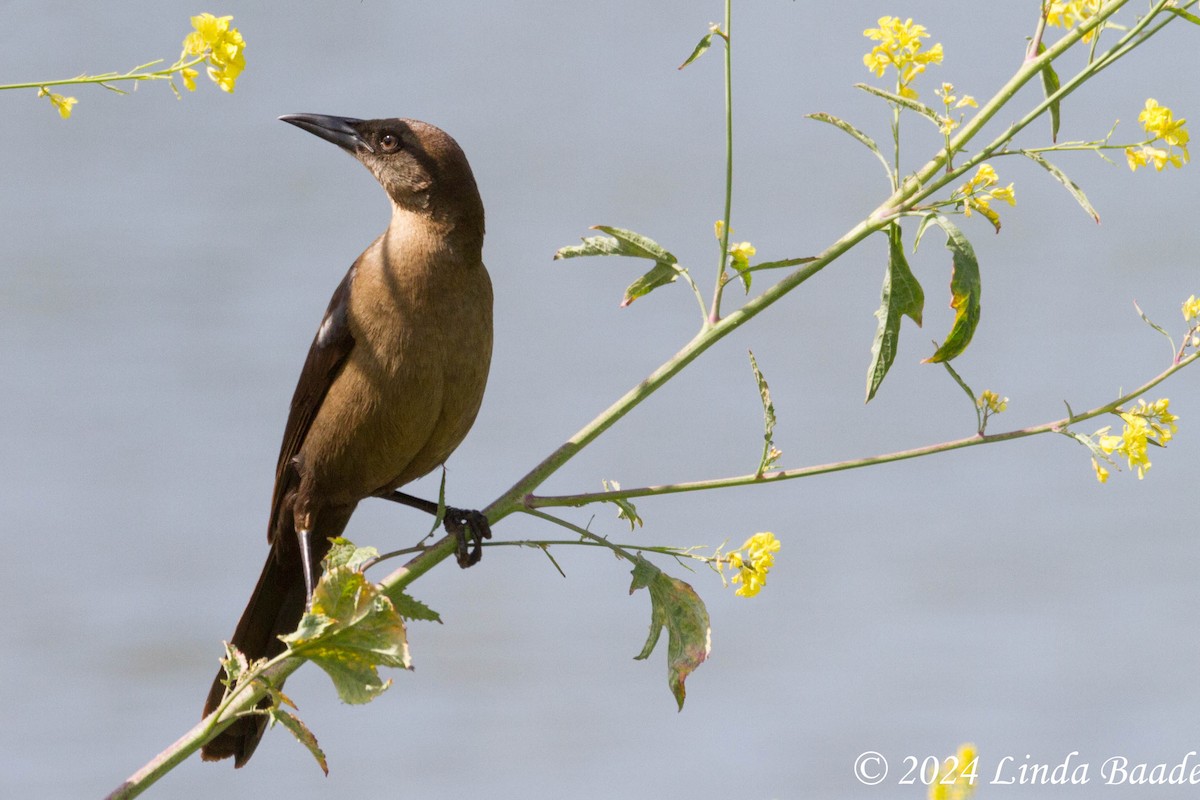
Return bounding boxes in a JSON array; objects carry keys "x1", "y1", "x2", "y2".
[
  {"x1": 281, "y1": 567, "x2": 410, "y2": 705},
  {"x1": 748, "y1": 350, "x2": 781, "y2": 476},
  {"x1": 923, "y1": 215, "x2": 982, "y2": 364},
  {"x1": 602, "y1": 479, "x2": 643, "y2": 530},
  {"x1": 322, "y1": 538, "x2": 379, "y2": 572},
  {"x1": 629, "y1": 558, "x2": 711, "y2": 710},
  {"x1": 592, "y1": 226, "x2": 679, "y2": 263},
  {"x1": 866, "y1": 223, "x2": 925, "y2": 402},
  {"x1": 553, "y1": 235, "x2": 627, "y2": 260},
  {"x1": 1020, "y1": 150, "x2": 1100, "y2": 223},
  {"x1": 678, "y1": 32, "x2": 714, "y2": 70},
  {"x1": 269, "y1": 707, "x2": 328, "y2": 775},
  {"x1": 806, "y1": 112, "x2": 893, "y2": 178},
  {"x1": 1037, "y1": 42, "x2": 1061, "y2": 142},
  {"x1": 854, "y1": 82, "x2": 943, "y2": 127},
  {"x1": 554, "y1": 226, "x2": 683, "y2": 307},
  {"x1": 622, "y1": 261, "x2": 679, "y2": 307}
]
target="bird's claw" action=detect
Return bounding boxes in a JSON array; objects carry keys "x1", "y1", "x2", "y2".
[{"x1": 443, "y1": 508, "x2": 491, "y2": 568}]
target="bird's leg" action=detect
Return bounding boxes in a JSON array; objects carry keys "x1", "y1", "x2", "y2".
[
  {"x1": 382, "y1": 490, "x2": 492, "y2": 568},
  {"x1": 296, "y1": 528, "x2": 320, "y2": 599}
]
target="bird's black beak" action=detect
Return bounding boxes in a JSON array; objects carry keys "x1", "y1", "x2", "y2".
[{"x1": 279, "y1": 113, "x2": 374, "y2": 154}]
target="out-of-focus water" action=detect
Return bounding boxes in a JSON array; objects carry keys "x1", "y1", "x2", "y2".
[{"x1": 3, "y1": 3, "x2": 1200, "y2": 798}]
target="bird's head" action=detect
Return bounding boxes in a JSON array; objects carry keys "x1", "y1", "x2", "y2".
[{"x1": 279, "y1": 113, "x2": 483, "y2": 236}]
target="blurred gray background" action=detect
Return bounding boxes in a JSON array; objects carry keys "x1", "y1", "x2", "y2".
[{"x1": 3, "y1": 2, "x2": 1199, "y2": 798}]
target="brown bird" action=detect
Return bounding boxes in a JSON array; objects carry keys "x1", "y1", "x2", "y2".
[{"x1": 201, "y1": 114, "x2": 492, "y2": 766}]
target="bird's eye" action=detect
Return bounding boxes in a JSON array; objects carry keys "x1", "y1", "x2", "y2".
[{"x1": 379, "y1": 133, "x2": 400, "y2": 152}]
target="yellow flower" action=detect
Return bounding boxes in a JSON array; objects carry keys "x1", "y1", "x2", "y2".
[
  {"x1": 1183, "y1": 295, "x2": 1200, "y2": 322},
  {"x1": 1091, "y1": 457, "x2": 1110, "y2": 483},
  {"x1": 862, "y1": 17, "x2": 942, "y2": 99},
  {"x1": 953, "y1": 164, "x2": 1015, "y2": 230},
  {"x1": 1128, "y1": 99, "x2": 1189, "y2": 171},
  {"x1": 977, "y1": 390, "x2": 1008, "y2": 415},
  {"x1": 729, "y1": 241, "x2": 756, "y2": 268},
  {"x1": 181, "y1": 67, "x2": 199, "y2": 92},
  {"x1": 1095, "y1": 398, "x2": 1177, "y2": 481},
  {"x1": 1046, "y1": 1, "x2": 1104, "y2": 42},
  {"x1": 37, "y1": 87, "x2": 78, "y2": 119},
  {"x1": 929, "y1": 743, "x2": 979, "y2": 800},
  {"x1": 182, "y1": 13, "x2": 247, "y2": 93},
  {"x1": 726, "y1": 532, "x2": 780, "y2": 598},
  {"x1": 713, "y1": 219, "x2": 725, "y2": 240}
]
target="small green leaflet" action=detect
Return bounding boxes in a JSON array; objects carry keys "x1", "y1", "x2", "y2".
[
  {"x1": 629, "y1": 557, "x2": 711, "y2": 710},
  {"x1": 748, "y1": 350, "x2": 781, "y2": 476},
  {"x1": 1037, "y1": 42, "x2": 1062, "y2": 142},
  {"x1": 806, "y1": 112, "x2": 893, "y2": 179},
  {"x1": 602, "y1": 479, "x2": 643, "y2": 530},
  {"x1": 554, "y1": 226, "x2": 682, "y2": 307},
  {"x1": 854, "y1": 82, "x2": 944, "y2": 128},
  {"x1": 268, "y1": 703, "x2": 328, "y2": 775},
  {"x1": 1020, "y1": 150, "x2": 1100, "y2": 223},
  {"x1": 866, "y1": 223, "x2": 925, "y2": 402},
  {"x1": 678, "y1": 32, "x2": 714, "y2": 70},
  {"x1": 921, "y1": 215, "x2": 982, "y2": 364}
]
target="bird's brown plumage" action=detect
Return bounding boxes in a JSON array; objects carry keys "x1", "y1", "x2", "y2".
[{"x1": 201, "y1": 116, "x2": 491, "y2": 766}]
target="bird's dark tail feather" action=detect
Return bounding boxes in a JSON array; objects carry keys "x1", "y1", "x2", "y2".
[{"x1": 200, "y1": 543, "x2": 307, "y2": 767}]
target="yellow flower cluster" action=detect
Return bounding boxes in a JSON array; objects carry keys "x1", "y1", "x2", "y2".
[
  {"x1": 1126, "y1": 99, "x2": 1190, "y2": 172},
  {"x1": 726, "y1": 532, "x2": 780, "y2": 598},
  {"x1": 1183, "y1": 294, "x2": 1200, "y2": 322},
  {"x1": 935, "y1": 82, "x2": 978, "y2": 135},
  {"x1": 37, "y1": 87, "x2": 77, "y2": 119},
  {"x1": 977, "y1": 390, "x2": 1008, "y2": 415},
  {"x1": 183, "y1": 13, "x2": 246, "y2": 93},
  {"x1": 863, "y1": 17, "x2": 943, "y2": 99},
  {"x1": 1046, "y1": 0, "x2": 1104, "y2": 42},
  {"x1": 1094, "y1": 398, "x2": 1178, "y2": 481},
  {"x1": 953, "y1": 164, "x2": 1016, "y2": 229},
  {"x1": 930, "y1": 743, "x2": 979, "y2": 800}
]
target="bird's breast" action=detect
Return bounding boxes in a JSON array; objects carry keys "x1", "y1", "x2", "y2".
[{"x1": 300, "y1": 236, "x2": 493, "y2": 506}]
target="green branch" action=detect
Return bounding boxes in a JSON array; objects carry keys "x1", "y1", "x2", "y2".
[{"x1": 526, "y1": 351, "x2": 1197, "y2": 508}]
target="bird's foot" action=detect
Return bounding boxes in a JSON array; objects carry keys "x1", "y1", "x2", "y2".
[{"x1": 443, "y1": 507, "x2": 491, "y2": 568}]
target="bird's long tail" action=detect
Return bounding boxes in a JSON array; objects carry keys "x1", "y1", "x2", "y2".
[{"x1": 199, "y1": 541, "x2": 309, "y2": 767}]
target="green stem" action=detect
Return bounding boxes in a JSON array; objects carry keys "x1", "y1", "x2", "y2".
[
  {"x1": 0, "y1": 56, "x2": 204, "y2": 92},
  {"x1": 709, "y1": 0, "x2": 734, "y2": 325},
  {"x1": 527, "y1": 351, "x2": 1197, "y2": 508}
]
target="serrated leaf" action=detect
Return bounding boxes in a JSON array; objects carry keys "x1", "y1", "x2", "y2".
[
  {"x1": 629, "y1": 557, "x2": 711, "y2": 710},
  {"x1": 854, "y1": 82, "x2": 943, "y2": 127},
  {"x1": 678, "y1": 32, "x2": 714, "y2": 70},
  {"x1": 748, "y1": 350, "x2": 781, "y2": 476},
  {"x1": 391, "y1": 591, "x2": 442, "y2": 623},
  {"x1": 922, "y1": 215, "x2": 981, "y2": 363},
  {"x1": 622, "y1": 261, "x2": 679, "y2": 307},
  {"x1": 281, "y1": 567, "x2": 410, "y2": 705},
  {"x1": 866, "y1": 224, "x2": 926, "y2": 401},
  {"x1": 602, "y1": 480, "x2": 643, "y2": 530},
  {"x1": 1021, "y1": 150, "x2": 1100, "y2": 223},
  {"x1": 269, "y1": 707, "x2": 328, "y2": 775},
  {"x1": 806, "y1": 112, "x2": 893, "y2": 177}
]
